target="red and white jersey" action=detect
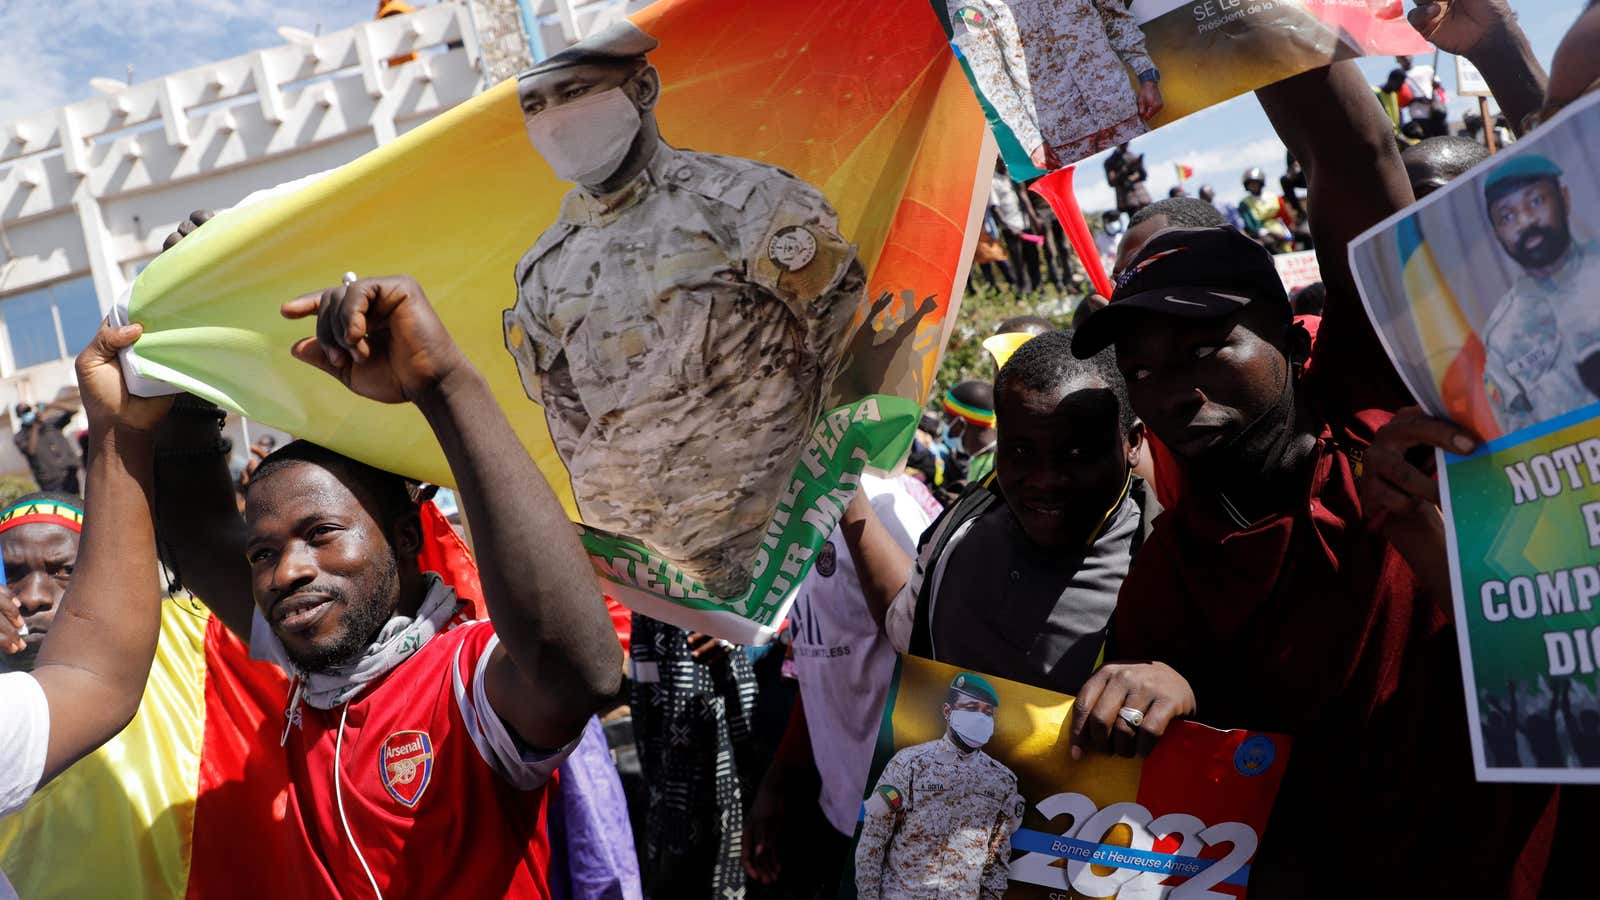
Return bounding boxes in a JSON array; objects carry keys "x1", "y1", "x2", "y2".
[{"x1": 252, "y1": 615, "x2": 570, "y2": 899}]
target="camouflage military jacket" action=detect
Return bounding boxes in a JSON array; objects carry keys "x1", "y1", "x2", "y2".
[
  {"x1": 855, "y1": 736, "x2": 1024, "y2": 900},
  {"x1": 948, "y1": 0, "x2": 1154, "y2": 162},
  {"x1": 504, "y1": 140, "x2": 865, "y2": 597},
  {"x1": 1483, "y1": 240, "x2": 1600, "y2": 434}
]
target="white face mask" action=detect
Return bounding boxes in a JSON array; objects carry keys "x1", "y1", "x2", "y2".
[
  {"x1": 949, "y1": 709, "x2": 995, "y2": 749},
  {"x1": 524, "y1": 86, "x2": 642, "y2": 187}
]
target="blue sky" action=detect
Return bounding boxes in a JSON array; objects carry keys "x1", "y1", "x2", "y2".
[{"x1": 0, "y1": 0, "x2": 1582, "y2": 210}]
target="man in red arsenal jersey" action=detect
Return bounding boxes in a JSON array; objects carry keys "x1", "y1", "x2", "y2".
[
  {"x1": 143, "y1": 272, "x2": 623, "y2": 898},
  {"x1": 1069, "y1": 62, "x2": 1577, "y2": 896}
]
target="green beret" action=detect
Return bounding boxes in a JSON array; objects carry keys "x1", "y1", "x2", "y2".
[
  {"x1": 950, "y1": 672, "x2": 999, "y2": 707},
  {"x1": 1484, "y1": 154, "x2": 1564, "y2": 206},
  {"x1": 518, "y1": 21, "x2": 659, "y2": 81}
]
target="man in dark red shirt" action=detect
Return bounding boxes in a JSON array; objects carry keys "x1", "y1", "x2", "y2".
[{"x1": 1068, "y1": 62, "x2": 1566, "y2": 896}]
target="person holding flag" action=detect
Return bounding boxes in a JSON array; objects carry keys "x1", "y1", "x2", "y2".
[{"x1": 139, "y1": 268, "x2": 625, "y2": 898}]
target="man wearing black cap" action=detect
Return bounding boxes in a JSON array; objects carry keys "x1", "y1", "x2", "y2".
[
  {"x1": 1070, "y1": 62, "x2": 1562, "y2": 895},
  {"x1": 504, "y1": 20, "x2": 866, "y2": 600},
  {"x1": 1479, "y1": 154, "x2": 1600, "y2": 430}
]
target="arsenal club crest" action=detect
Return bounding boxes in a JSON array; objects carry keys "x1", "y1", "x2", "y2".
[{"x1": 379, "y1": 730, "x2": 435, "y2": 808}]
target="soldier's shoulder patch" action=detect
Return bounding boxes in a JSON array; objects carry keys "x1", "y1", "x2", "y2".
[
  {"x1": 864, "y1": 780, "x2": 906, "y2": 817},
  {"x1": 954, "y1": 5, "x2": 990, "y2": 27},
  {"x1": 877, "y1": 784, "x2": 904, "y2": 810},
  {"x1": 767, "y1": 225, "x2": 818, "y2": 273},
  {"x1": 748, "y1": 191, "x2": 855, "y2": 305}
]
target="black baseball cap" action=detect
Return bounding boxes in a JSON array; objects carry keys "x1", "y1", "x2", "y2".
[{"x1": 1071, "y1": 226, "x2": 1290, "y2": 358}]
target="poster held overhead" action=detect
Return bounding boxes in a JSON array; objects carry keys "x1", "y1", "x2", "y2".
[
  {"x1": 934, "y1": 0, "x2": 1431, "y2": 177},
  {"x1": 121, "y1": 0, "x2": 994, "y2": 644}
]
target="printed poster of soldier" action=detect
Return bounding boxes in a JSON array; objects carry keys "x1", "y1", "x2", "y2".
[
  {"x1": 121, "y1": 0, "x2": 995, "y2": 644},
  {"x1": 849, "y1": 656, "x2": 1291, "y2": 898},
  {"x1": 1348, "y1": 92, "x2": 1600, "y2": 782},
  {"x1": 930, "y1": 0, "x2": 1429, "y2": 177}
]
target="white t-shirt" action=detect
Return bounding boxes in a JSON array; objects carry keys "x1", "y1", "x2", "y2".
[
  {"x1": 0, "y1": 671, "x2": 50, "y2": 900},
  {"x1": 789, "y1": 474, "x2": 934, "y2": 835}
]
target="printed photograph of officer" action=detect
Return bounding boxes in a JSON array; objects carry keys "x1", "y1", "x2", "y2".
[
  {"x1": 503, "y1": 21, "x2": 867, "y2": 599},
  {"x1": 1480, "y1": 155, "x2": 1600, "y2": 433},
  {"x1": 855, "y1": 672, "x2": 1024, "y2": 900},
  {"x1": 1348, "y1": 100, "x2": 1600, "y2": 442},
  {"x1": 942, "y1": 0, "x2": 1164, "y2": 172}
]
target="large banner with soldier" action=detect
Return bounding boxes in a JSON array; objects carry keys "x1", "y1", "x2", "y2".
[{"x1": 115, "y1": 0, "x2": 993, "y2": 643}]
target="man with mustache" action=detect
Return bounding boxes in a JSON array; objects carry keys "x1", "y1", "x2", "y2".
[{"x1": 1479, "y1": 155, "x2": 1600, "y2": 431}]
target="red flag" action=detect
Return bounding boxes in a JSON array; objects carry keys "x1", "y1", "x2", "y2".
[
  {"x1": 1175, "y1": 163, "x2": 1194, "y2": 181},
  {"x1": 418, "y1": 499, "x2": 486, "y2": 618},
  {"x1": 1029, "y1": 166, "x2": 1113, "y2": 299}
]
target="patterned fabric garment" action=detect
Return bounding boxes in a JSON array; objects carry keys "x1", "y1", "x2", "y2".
[
  {"x1": 855, "y1": 735, "x2": 1025, "y2": 900},
  {"x1": 1482, "y1": 239, "x2": 1600, "y2": 432},
  {"x1": 949, "y1": 0, "x2": 1153, "y2": 162},
  {"x1": 505, "y1": 139, "x2": 866, "y2": 599},
  {"x1": 628, "y1": 614, "x2": 759, "y2": 899}
]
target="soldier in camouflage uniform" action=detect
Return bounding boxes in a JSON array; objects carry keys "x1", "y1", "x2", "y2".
[
  {"x1": 856, "y1": 672, "x2": 1024, "y2": 900},
  {"x1": 946, "y1": 0, "x2": 1164, "y2": 170},
  {"x1": 1478, "y1": 155, "x2": 1600, "y2": 433},
  {"x1": 505, "y1": 22, "x2": 867, "y2": 598}
]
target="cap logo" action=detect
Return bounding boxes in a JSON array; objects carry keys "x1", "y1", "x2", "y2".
[
  {"x1": 1162, "y1": 295, "x2": 1209, "y2": 307},
  {"x1": 1114, "y1": 246, "x2": 1186, "y2": 290}
]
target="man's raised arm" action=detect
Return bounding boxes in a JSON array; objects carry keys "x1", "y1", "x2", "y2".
[
  {"x1": 1408, "y1": 0, "x2": 1547, "y2": 135},
  {"x1": 1256, "y1": 62, "x2": 1417, "y2": 412},
  {"x1": 281, "y1": 275, "x2": 622, "y2": 752},
  {"x1": 31, "y1": 324, "x2": 172, "y2": 780}
]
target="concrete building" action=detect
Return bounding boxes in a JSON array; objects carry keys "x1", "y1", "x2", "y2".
[{"x1": 0, "y1": 0, "x2": 649, "y2": 484}]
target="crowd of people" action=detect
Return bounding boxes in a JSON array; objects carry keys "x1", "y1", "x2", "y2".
[{"x1": 0, "y1": 0, "x2": 1596, "y2": 898}]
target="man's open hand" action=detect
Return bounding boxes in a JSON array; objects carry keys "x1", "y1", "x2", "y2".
[{"x1": 281, "y1": 275, "x2": 470, "y2": 405}]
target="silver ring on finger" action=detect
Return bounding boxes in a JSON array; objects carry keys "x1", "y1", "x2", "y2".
[
  {"x1": 342, "y1": 271, "x2": 358, "y2": 287},
  {"x1": 1118, "y1": 706, "x2": 1145, "y2": 729}
]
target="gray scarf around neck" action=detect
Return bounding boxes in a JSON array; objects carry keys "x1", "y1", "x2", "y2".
[{"x1": 296, "y1": 573, "x2": 461, "y2": 710}]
